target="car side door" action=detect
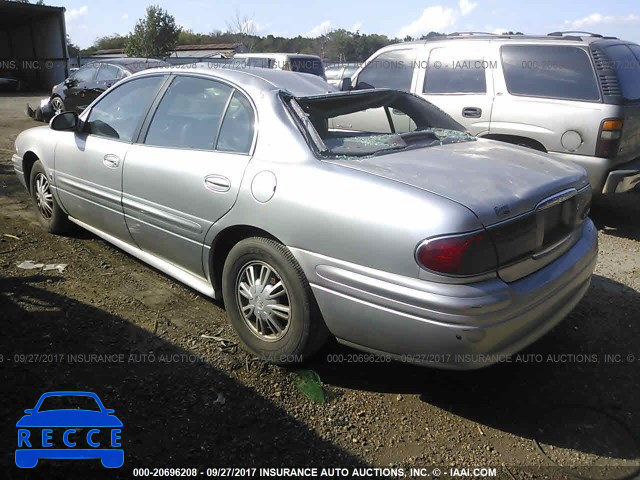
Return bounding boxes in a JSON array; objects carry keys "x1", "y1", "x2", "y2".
[
  {"x1": 122, "y1": 75, "x2": 256, "y2": 277},
  {"x1": 63, "y1": 64, "x2": 98, "y2": 113},
  {"x1": 54, "y1": 75, "x2": 167, "y2": 243},
  {"x1": 416, "y1": 44, "x2": 494, "y2": 136}
]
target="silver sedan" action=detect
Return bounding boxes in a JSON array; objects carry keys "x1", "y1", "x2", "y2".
[{"x1": 12, "y1": 65, "x2": 597, "y2": 369}]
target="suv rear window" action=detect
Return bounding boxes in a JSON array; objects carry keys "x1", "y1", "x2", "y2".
[
  {"x1": 501, "y1": 45, "x2": 600, "y2": 101},
  {"x1": 289, "y1": 57, "x2": 325, "y2": 77},
  {"x1": 602, "y1": 44, "x2": 640, "y2": 101}
]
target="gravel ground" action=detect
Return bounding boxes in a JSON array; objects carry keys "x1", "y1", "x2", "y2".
[{"x1": 1, "y1": 93, "x2": 639, "y2": 480}]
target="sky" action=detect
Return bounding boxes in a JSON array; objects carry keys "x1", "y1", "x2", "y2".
[{"x1": 47, "y1": 0, "x2": 640, "y2": 48}]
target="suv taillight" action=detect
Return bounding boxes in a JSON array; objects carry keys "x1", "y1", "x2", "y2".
[
  {"x1": 596, "y1": 118, "x2": 623, "y2": 158},
  {"x1": 416, "y1": 231, "x2": 498, "y2": 276}
]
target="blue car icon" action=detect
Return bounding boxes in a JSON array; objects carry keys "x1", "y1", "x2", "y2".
[{"x1": 16, "y1": 391, "x2": 123, "y2": 468}]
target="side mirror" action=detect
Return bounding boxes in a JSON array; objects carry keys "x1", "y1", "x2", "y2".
[
  {"x1": 339, "y1": 77, "x2": 352, "y2": 91},
  {"x1": 64, "y1": 78, "x2": 73, "y2": 87},
  {"x1": 105, "y1": 409, "x2": 115, "y2": 414},
  {"x1": 50, "y1": 111, "x2": 78, "y2": 131},
  {"x1": 24, "y1": 409, "x2": 33, "y2": 414}
]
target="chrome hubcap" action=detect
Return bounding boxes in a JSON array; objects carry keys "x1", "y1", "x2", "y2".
[
  {"x1": 236, "y1": 261, "x2": 291, "y2": 341},
  {"x1": 51, "y1": 98, "x2": 64, "y2": 115},
  {"x1": 34, "y1": 173, "x2": 53, "y2": 219}
]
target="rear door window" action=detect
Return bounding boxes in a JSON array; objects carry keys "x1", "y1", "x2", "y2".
[
  {"x1": 501, "y1": 45, "x2": 600, "y2": 101},
  {"x1": 603, "y1": 44, "x2": 640, "y2": 101},
  {"x1": 144, "y1": 76, "x2": 233, "y2": 150},
  {"x1": 424, "y1": 48, "x2": 487, "y2": 94},
  {"x1": 356, "y1": 49, "x2": 415, "y2": 91},
  {"x1": 216, "y1": 91, "x2": 255, "y2": 154}
]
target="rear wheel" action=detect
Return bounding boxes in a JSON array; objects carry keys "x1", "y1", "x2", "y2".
[
  {"x1": 222, "y1": 237, "x2": 329, "y2": 364},
  {"x1": 29, "y1": 160, "x2": 70, "y2": 234}
]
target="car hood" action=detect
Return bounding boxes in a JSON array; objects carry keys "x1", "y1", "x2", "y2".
[
  {"x1": 16, "y1": 410, "x2": 123, "y2": 427},
  {"x1": 328, "y1": 139, "x2": 589, "y2": 226}
]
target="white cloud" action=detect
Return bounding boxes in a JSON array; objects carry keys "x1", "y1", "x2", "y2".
[
  {"x1": 121, "y1": 13, "x2": 129, "y2": 20},
  {"x1": 564, "y1": 13, "x2": 639, "y2": 29},
  {"x1": 66, "y1": 6, "x2": 88, "y2": 21},
  {"x1": 397, "y1": 6, "x2": 456, "y2": 38},
  {"x1": 351, "y1": 22, "x2": 362, "y2": 32},
  {"x1": 458, "y1": 0, "x2": 477, "y2": 16},
  {"x1": 306, "y1": 20, "x2": 332, "y2": 37}
]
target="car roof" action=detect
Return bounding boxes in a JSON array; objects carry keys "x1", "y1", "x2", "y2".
[
  {"x1": 137, "y1": 63, "x2": 336, "y2": 97},
  {"x1": 85, "y1": 58, "x2": 167, "y2": 68}
]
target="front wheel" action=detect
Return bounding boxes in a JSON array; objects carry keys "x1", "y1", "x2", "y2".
[
  {"x1": 222, "y1": 237, "x2": 329, "y2": 364},
  {"x1": 50, "y1": 96, "x2": 65, "y2": 115},
  {"x1": 29, "y1": 160, "x2": 70, "y2": 234}
]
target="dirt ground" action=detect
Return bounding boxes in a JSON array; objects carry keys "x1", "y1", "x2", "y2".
[{"x1": 1, "y1": 93, "x2": 640, "y2": 480}]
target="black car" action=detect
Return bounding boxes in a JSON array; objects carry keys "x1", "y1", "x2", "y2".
[
  {"x1": 49, "y1": 58, "x2": 168, "y2": 115},
  {"x1": 0, "y1": 69, "x2": 29, "y2": 92}
]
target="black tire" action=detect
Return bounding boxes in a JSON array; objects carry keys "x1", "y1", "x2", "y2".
[
  {"x1": 29, "y1": 160, "x2": 70, "y2": 234},
  {"x1": 222, "y1": 237, "x2": 329, "y2": 364},
  {"x1": 50, "y1": 96, "x2": 65, "y2": 116}
]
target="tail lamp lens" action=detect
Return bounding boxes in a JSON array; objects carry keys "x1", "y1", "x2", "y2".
[
  {"x1": 596, "y1": 118, "x2": 623, "y2": 158},
  {"x1": 416, "y1": 231, "x2": 498, "y2": 276}
]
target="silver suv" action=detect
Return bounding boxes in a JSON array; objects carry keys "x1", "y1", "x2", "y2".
[{"x1": 341, "y1": 32, "x2": 640, "y2": 195}]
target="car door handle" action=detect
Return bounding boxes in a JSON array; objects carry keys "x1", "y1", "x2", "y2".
[
  {"x1": 462, "y1": 107, "x2": 482, "y2": 118},
  {"x1": 204, "y1": 175, "x2": 231, "y2": 192},
  {"x1": 103, "y1": 154, "x2": 121, "y2": 168}
]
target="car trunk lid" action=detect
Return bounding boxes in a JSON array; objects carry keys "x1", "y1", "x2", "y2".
[
  {"x1": 328, "y1": 139, "x2": 588, "y2": 226},
  {"x1": 328, "y1": 140, "x2": 591, "y2": 281}
]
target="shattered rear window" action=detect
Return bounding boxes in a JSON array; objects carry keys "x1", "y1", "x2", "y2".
[{"x1": 284, "y1": 90, "x2": 474, "y2": 159}]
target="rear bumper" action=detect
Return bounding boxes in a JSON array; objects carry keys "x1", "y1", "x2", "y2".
[
  {"x1": 292, "y1": 219, "x2": 598, "y2": 369},
  {"x1": 602, "y1": 158, "x2": 640, "y2": 194},
  {"x1": 548, "y1": 152, "x2": 640, "y2": 194}
]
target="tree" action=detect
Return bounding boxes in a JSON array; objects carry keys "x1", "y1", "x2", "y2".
[
  {"x1": 66, "y1": 35, "x2": 81, "y2": 57},
  {"x1": 226, "y1": 11, "x2": 257, "y2": 52},
  {"x1": 124, "y1": 5, "x2": 181, "y2": 58}
]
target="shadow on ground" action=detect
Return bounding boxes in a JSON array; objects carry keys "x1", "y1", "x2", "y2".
[
  {"x1": 0, "y1": 274, "x2": 369, "y2": 479},
  {"x1": 307, "y1": 273, "x2": 640, "y2": 473}
]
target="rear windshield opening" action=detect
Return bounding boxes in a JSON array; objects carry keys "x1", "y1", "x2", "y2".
[{"x1": 285, "y1": 90, "x2": 474, "y2": 159}]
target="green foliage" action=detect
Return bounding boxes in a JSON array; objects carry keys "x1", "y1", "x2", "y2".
[
  {"x1": 66, "y1": 35, "x2": 81, "y2": 57},
  {"x1": 171, "y1": 29, "x2": 400, "y2": 62},
  {"x1": 124, "y1": 4, "x2": 181, "y2": 57}
]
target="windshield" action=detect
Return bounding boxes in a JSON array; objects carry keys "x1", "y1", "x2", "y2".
[
  {"x1": 38, "y1": 395, "x2": 101, "y2": 412},
  {"x1": 287, "y1": 90, "x2": 473, "y2": 159}
]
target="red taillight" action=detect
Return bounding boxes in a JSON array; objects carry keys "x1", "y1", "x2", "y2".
[
  {"x1": 596, "y1": 118, "x2": 623, "y2": 158},
  {"x1": 416, "y1": 231, "x2": 498, "y2": 276}
]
